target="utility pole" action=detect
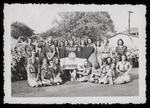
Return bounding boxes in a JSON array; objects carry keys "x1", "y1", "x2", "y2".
[{"x1": 128, "y1": 11, "x2": 133, "y2": 35}]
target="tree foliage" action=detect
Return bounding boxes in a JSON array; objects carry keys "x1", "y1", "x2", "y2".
[
  {"x1": 11, "y1": 21, "x2": 34, "y2": 39},
  {"x1": 40, "y1": 12, "x2": 116, "y2": 41}
]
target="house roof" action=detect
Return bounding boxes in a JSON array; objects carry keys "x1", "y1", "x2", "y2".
[
  {"x1": 108, "y1": 27, "x2": 139, "y2": 39},
  {"x1": 121, "y1": 27, "x2": 138, "y2": 34}
]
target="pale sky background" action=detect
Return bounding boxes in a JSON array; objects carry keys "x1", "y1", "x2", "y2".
[{"x1": 4, "y1": 4, "x2": 145, "y2": 34}]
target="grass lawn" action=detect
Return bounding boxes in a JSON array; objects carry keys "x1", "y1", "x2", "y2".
[{"x1": 11, "y1": 68, "x2": 139, "y2": 97}]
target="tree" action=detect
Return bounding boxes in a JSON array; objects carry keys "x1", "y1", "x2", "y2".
[
  {"x1": 11, "y1": 21, "x2": 34, "y2": 40},
  {"x1": 40, "y1": 12, "x2": 116, "y2": 41}
]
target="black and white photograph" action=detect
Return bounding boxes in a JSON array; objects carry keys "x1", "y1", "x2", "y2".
[{"x1": 4, "y1": 4, "x2": 146, "y2": 104}]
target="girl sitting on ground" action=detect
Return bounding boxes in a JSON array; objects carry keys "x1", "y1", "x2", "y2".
[
  {"x1": 52, "y1": 57, "x2": 63, "y2": 85},
  {"x1": 89, "y1": 62, "x2": 101, "y2": 83},
  {"x1": 41, "y1": 59, "x2": 53, "y2": 86},
  {"x1": 98, "y1": 58, "x2": 114, "y2": 85},
  {"x1": 114, "y1": 55, "x2": 132, "y2": 84},
  {"x1": 26, "y1": 57, "x2": 42, "y2": 87},
  {"x1": 76, "y1": 60, "x2": 92, "y2": 82}
]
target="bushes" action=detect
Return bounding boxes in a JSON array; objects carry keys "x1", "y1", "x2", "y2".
[{"x1": 11, "y1": 43, "x2": 27, "y2": 81}]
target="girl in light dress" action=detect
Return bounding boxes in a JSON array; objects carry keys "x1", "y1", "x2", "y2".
[
  {"x1": 100, "y1": 39, "x2": 112, "y2": 59},
  {"x1": 95, "y1": 40, "x2": 102, "y2": 67},
  {"x1": 114, "y1": 55, "x2": 132, "y2": 84}
]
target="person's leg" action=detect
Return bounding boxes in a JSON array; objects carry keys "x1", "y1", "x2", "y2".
[
  {"x1": 106, "y1": 70, "x2": 114, "y2": 85},
  {"x1": 77, "y1": 76, "x2": 89, "y2": 82},
  {"x1": 89, "y1": 77, "x2": 95, "y2": 83},
  {"x1": 113, "y1": 76, "x2": 125, "y2": 84}
]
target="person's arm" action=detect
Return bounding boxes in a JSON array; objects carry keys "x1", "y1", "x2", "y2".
[
  {"x1": 24, "y1": 45, "x2": 29, "y2": 56},
  {"x1": 50, "y1": 45, "x2": 56, "y2": 59},
  {"x1": 77, "y1": 66, "x2": 85, "y2": 74},
  {"x1": 36, "y1": 58, "x2": 41, "y2": 80},
  {"x1": 56, "y1": 47, "x2": 59, "y2": 58},
  {"x1": 46, "y1": 52, "x2": 50, "y2": 60},
  {"x1": 99, "y1": 47, "x2": 103, "y2": 59},
  {"x1": 115, "y1": 47, "x2": 118, "y2": 57},
  {"x1": 40, "y1": 70, "x2": 45, "y2": 80},
  {"x1": 109, "y1": 46, "x2": 113, "y2": 58},
  {"x1": 125, "y1": 62, "x2": 132, "y2": 75},
  {"x1": 79, "y1": 67, "x2": 92, "y2": 76},
  {"x1": 124, "y1": 46, "x2": 127, "y2": 55},
  {"x1": 89, "y1": 68, "x2": 94, "y2": 78},
  {"x1": 116, "y1": 62, "x2": 121, "y2": 73}
]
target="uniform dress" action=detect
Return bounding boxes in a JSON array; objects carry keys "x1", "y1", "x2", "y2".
[
  {"x1": 114, "y1": 61, "x2": 131, "y2": 84},
  {"x1": 100, "y1": 45, "x2": 112, "y2": 59}
]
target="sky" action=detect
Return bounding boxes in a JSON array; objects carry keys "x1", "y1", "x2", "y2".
[{"x1": 4, "y1": 4, "x2": 145, "y2": 34}]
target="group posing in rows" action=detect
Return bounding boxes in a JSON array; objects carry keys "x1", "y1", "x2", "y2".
[{"x1": 11, "y1": 36, "x2": 136, "y2": 87}]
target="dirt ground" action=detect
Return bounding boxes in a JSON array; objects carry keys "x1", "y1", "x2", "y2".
[{"x1": 11, "y1": 68, "x2": 139, "y2": 97}]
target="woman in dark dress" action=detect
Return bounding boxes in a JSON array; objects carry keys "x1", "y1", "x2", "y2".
[
  {"x1": 86, "y1": 38, "x2": 97, "y2": 66},
  {"x1": 115, "y1": 39, "x2": 127, "y2": 62},
  {"x1": 53, "y1": 40, "x2": 59, "y2": 58}
]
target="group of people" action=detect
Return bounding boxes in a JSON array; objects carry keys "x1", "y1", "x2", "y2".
[{"x1": 11, "y1": 36, "x2": 138, "y2": 87}]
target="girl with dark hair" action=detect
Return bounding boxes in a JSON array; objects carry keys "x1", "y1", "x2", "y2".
[
  {"x1": 53, "y1": 40, "x2": 59, "y2": 58},
  {"x1": 87, "y1": 38, "x2": 97, "y2": 66},
  {"x1": 59, "y1": 41, "x2": 64, "y2": 47},
  {"x1": 87, "y1": 38, "x2": 94, "y2": 47},
  {"x1": 51, "y1": 57, "x2": 63, "y2": 85},
  {"x1": 115, "y1": 39, "x2": 127, "y2": 61},
  {"x1": 114, "y1": 55, "x2": 132, "y2": 84},
  {"x1": 80, "y1": 39, "x2": 86, "y2": 47},
  {"x1": 64, "y1": 40, "x2": 69, "y2": 47}
]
